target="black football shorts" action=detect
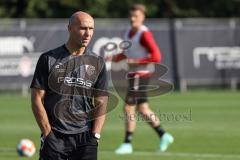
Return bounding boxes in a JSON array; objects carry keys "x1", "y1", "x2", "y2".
[
  {"x1": 125, "y1": 76, "x2": 150, "y2": 105},
  {"x1": 39, "y1": 130, "x2": 98, "y2": 160}
]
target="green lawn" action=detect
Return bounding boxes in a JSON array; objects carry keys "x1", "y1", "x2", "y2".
[{"x1": 0, "y1": 91, "x2": 239, "y2": 160}]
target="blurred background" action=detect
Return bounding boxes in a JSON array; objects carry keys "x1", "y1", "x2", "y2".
[{"x1": 0, "y1": 0, "x2": 239, "y2": 160}]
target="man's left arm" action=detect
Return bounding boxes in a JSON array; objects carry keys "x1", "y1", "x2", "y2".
[
  {"x1": 92, "y1": 96, "x2": 108, "y2": 134},
  {"x1": 92, "y1": 61, "x2": 109, "y2": 136}
]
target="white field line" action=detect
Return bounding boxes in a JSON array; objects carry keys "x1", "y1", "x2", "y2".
[
  {"x1": 100, "y1": 150, "x2": 240, "y2": 159},
  {"x1": 1, "y1": 147, "x2": 240, "y2": 159}
]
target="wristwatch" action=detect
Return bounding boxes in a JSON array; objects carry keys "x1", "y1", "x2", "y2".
[{"x1": 92, "y1": 133, "x2": 101, "y2": 140}]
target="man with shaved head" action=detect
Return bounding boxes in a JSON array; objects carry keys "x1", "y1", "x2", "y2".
[{"x1": 30, "y1": 11, "x2": 108, "y2": 160}]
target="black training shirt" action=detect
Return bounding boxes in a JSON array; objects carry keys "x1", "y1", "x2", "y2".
[{"x1": 30, "y1": 45, "x2": 108, "y2": 134}]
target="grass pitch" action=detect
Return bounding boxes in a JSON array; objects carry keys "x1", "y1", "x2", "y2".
[{"x1": 0, "y1": 91, "x2": 239, "y2": 160}]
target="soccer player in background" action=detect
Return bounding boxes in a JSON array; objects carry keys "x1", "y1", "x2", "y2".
[
  {"x1": 109, "y1": 4, "x2": 174, "y2": 154},
  {"x1": 30, "y1": 11, "x2": 108, "y2": 160}
]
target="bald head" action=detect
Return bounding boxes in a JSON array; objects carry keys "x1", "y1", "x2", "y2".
[
  {"x1": 67, "y1": 11, "x2": 94, "y2": 48},
  {"x1": 69, "y1": 11, "x2": 94, "y2": 26}
]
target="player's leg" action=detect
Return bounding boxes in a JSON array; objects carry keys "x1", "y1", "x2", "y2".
[
  {"x1": 124, "y1": 104, "x2": 136, "y2": 142},
  {"x1": 124, "y1": 77, "x2": 138, "y2": 144},
  {"x1": 70, "y1": 145, "x2": 97, "y2": 160},
  {"x1": 115, "y1": 78, "x2": 137, "y2": 154},
  {"x1": 136, "y1": 77, "x2": 174, "y2": 152},
  {"x1": 39, "y1": 131, "x2": 69, "y2": 160},
  {"x1": 69, "y1": 131, "x2": 98, "y2": 160},
  {"x1": 137, "y1": 102, "x2": 162, "y2": 132},
  {"x1": 137, "y1": 102, "x2": 165, "y2": 136},
  {"x1": 115, "y1": 104, "x2": 136, "y2": 154},
  {"x1": 137, "y1": 102, "x2": 174, "y2": 152},
  {"x1": 136, "y1": 77, "x2": 162, "y2": 132}
]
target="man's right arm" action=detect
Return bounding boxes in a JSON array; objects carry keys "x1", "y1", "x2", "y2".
[
  {"x1": 31, "y1": 88, "x2": 51, "y2": 138},
  {"x1": 106, "y1": 53, "x2": 126, "y2": 62}
]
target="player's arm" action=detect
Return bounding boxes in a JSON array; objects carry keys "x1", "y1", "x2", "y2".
[
  {"x1": 106, "y1": 52, "x2": 126, "y2": 62},
  {"x1": 31, "y1": 88, "x2": 51, "y2": 137},
  {"x1": 112, "y1": 53, "x2": 126, "y2": 62},
  {"x1": 92, "y1": 96, "x2": 108, "y2": 134},
  {"x1": 30, "y1": 54, "x2": 50, "y2": 137},
  {"x1": 92, "y1": 60, "x2": 109, "y2": 135},
  {"x1": 129, "y1": 31, "x2": 161, "y2": 64}
]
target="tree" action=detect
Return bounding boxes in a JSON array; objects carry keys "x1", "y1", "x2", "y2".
[{"x1": 0, "y1": 0, "x2": 240, "y2": 18}]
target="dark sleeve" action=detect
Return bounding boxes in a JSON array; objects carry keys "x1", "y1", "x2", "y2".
[
  {"x1": 93, "y1": 61, "x2": 109, "y2": 96},
  {"x1": 30, "y1": 54, "x2": 49, "y2": 90}
]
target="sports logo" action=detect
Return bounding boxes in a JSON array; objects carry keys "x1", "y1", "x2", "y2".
[
  {"x1": 48, "y1": 54, "x2": 118, "y2": 124},
  {"x1": 55, "y1": 63, "x2": 65, "y2": 72},
  {"x1": 86, "y1": 65, "x2": 95, "y2": 76}
]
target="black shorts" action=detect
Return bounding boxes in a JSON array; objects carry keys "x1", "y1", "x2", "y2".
[
  {"x1": 39, "y1": 130, "x2": 98, "y2": 160},
  {"x1": 125, "y1": 76, "x2": 150, "y2": 105}
]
